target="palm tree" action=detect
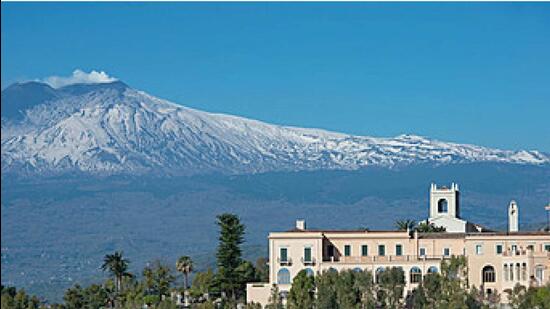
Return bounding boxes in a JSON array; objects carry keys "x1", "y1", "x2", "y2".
[
  {"x1": 176, "y1": 256, "x2": 193, "y2": 291},
  {"x1": 395, "y1": 219, "x2": 416, "y2": 231},
  {"x1": 101, "y1": 251, "x2": 132, "y2": 293},
  {"x1": 416, "y1": 222, "x2": 446, "y2": 233}
]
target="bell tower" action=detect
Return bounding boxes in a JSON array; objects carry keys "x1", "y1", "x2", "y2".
[
  {"x1": 508, "y1": 200, "x2": 519, "y2": 232},
  {"x1": 429, "y1": 183, "x2": 460, "y2": 219}
]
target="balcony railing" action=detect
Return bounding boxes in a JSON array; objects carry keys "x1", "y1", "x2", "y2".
[
  {"x1": 503, "y1": 250, "x2": 529, "y2": 257},
  {"x1": 502, "y1": 250, "x2": 550, "y2": 258},
  {"x1": 323, "y1": 255, "x2": 454, "y2": 263},
  {"x1": 301, "y1": 257, "x2": 316, "y2": 266},
  {"x1": 277, "y1": 257, "x2": 292, "y2": 266}
]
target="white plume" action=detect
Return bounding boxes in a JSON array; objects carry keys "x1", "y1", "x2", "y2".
[{"x1": 42, "y1": 69, "x2": 117, "y2": 88}]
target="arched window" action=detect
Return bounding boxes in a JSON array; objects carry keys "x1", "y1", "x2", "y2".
[
  {"x1": 410, "y1": 267, "x2": 422, "y2": 283},
  {"x1": 516, "y1": 263, "x2": 521, "y2": 281},
  {"x1": 375, "y1": 267, "x2": 385, "y2": 283},
  {"x1": 510, "y1": 264, "x2": 514, "y2": 281},
  {"x1": 305, "y1": 268, "x2": 315, "y2": 277},
  {"x1": 427, "y1": 266, "x2": 438, "y2": 274},
  {"x1": 353, "y1": 267, "x2": 363, "y2": 273},
  {"x1": 504, "y1": 264, "x2": 509, "y2": 281},
  {"x1": 438, "y1": 199, "x2": 448, "y2": 213},
  {"x1": 482, "y1": 265, "x2": 495, "y2": 283},
  {"x1": 277, "y1": 268, "x2": 290, "y2": 284},
  {"x1": 327, "y1": 267, "x2": 338, "y2": 274},
  {"x1": 522, "y1": 263, "x2": 527, "y2": 281}
]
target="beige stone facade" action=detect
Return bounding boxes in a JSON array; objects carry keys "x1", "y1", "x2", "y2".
[{"x1": 246, "y1": 184, "x2": 550, "y2": 307}]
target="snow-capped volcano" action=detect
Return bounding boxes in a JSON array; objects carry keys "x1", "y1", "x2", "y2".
[{"x1": 1, "y1": 81, "x2": 548, "y2": 175}]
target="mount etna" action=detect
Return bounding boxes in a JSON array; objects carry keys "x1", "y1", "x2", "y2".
[{"x1": 2, "y1": 80, "x2": 548, "y2": 175}]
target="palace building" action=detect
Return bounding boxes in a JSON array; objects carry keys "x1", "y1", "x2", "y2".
[{"x1": 246, "y1": 183, "x2": 550, "y2": 306}]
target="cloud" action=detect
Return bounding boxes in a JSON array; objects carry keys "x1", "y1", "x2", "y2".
[{"x1": 42, "y1": 69, "x2": 118, "y2": 88}]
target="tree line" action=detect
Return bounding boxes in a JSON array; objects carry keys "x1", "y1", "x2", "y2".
[
  {"x1": 2, "y1": 215, "x2": 549, "y2": 308},
  {"x1": 2, "y1": 213, "x2": 267, "y2": 309},
  {"x1": 258, "y1": 255, "x2": 550, "y2": 309}
]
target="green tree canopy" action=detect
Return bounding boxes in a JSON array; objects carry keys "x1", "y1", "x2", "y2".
[
  {"x1": 288, "y1": 270, "x2": 315, "y2": 309},
  {"x1": 143, "y1": 260, "x2": 176, "y2": 302},
  {"x1": 190, "y1": 268, "x2": 216, "y2": 299},
  {"x1": 315, "y1": 270, "x2": 338, "y2": 309},
  {"x1": 63, "y1": 284, "x2": 85, "y2": 309},
  {"x1": 176, "y1": 255, "x2": 193, "y2": 291},
  {"x1": 254, "y1": 257, "x2": 269, "y2": 282},
  {"x1": 416, "y1": 222, "x2": 447, "y2": 233},
  {"x1": 101, "y1": 251, "x2": 132, "y2": 293},
  {"x1": 395, "y1": 219, "x2": 417, "y2": 231},
  {"x1": 265, "y1": 284, "x2": 284, "y2": 309},
  {"x1": 215, "y1": 213, "x2": 245, "y2": 300},
  {"x1": 377, "y1": 267, "x2": 405, "y2": 308}
]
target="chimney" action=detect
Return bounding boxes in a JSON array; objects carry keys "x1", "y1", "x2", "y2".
[
  {"x1": 508, "y1": 200, "x2": 519, "y2": 232},
  {"x1": 296, "y1": 219, "x2": 306, "y2": 230}
]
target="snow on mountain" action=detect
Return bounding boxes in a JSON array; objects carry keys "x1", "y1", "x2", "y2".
[{"x1": 1, "y1": 81, "x2": 548, "y2": 175}]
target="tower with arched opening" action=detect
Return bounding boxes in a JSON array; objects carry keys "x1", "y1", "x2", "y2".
[{"x1": 429, "y1": 183, "x2": 460, "y2": 219}]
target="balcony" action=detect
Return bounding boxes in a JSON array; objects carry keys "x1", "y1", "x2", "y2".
[
  {"x1": 323, "y1": 255, "x2": 454, "y2": 264},
  {"x1": 277, "y1": 257, "x2": 292, "y2": 266},
  {"x1": 502, "y1": 249, "x2": 530, "y2": 257},
  {"x1": 502, "y1": 250, "x2": 550, "y2": 260},
  {"x1": 301, "y1": 257, "x2": 316, "y2": 266}
]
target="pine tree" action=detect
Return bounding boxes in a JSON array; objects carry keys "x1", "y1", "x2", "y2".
[{"x1": 215, "y1": 213, "x2": 245, "y2": 300}]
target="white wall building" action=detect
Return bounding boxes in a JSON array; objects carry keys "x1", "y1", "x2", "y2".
[{"x1": 246, "y1": 183, "x2": 550, "y2": 307}]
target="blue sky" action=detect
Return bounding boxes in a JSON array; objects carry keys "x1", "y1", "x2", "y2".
[{"x1": 2, "y1": 2, "x2": 549, "y2": 151}]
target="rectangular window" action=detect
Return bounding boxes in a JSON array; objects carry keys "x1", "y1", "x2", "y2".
[
  {"x1": 476, "y1": 245, "x2": 483, "y2": 255},
  {"x1": 496, "y1": 244, "x2": 503, "y2": 254},
  {"x1": 419, "y1": 248, "x2": 426, "y2": 257},
  {"x1": 504, "y1": 264, "x2": 509, "y2": 281},
  {"x1": 545, "y1": 244, "x2": 550, "y2": 252},
  {"x1": 362, "y1": 245, "x2": 368, "y2": 256},
  {"x1": 378, "y1": 245, "x2": 386, "y2": 256},
  {"x1": 443, "y1": 248, "x2": 450, "y2": 256},
  {"x1": 280, "y1": 248, "x2": 288, "y2": 262},
  {"x1": 344, "y1": 245, "x2": 351, "y2": 256},
  {"x1": 304, "y1": 247, "x2": 312, "y2": 262},
  {"x1": 396, "y1": 244, "x2": 403, "y2": 256}
]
